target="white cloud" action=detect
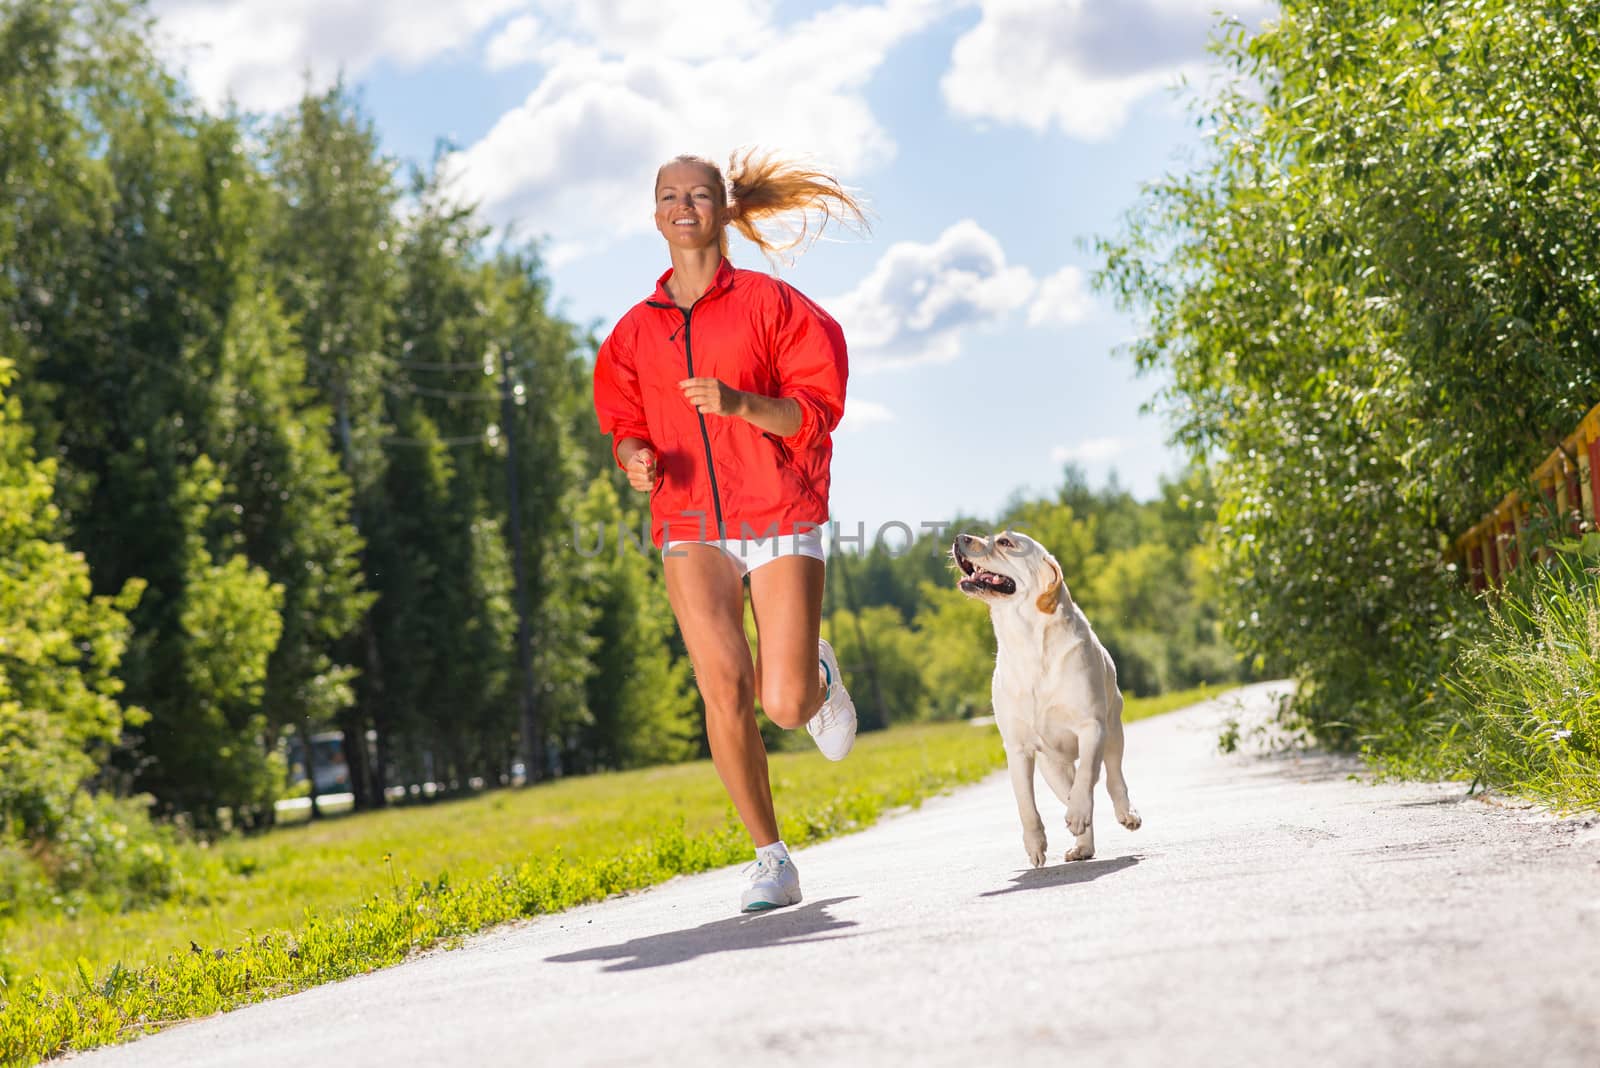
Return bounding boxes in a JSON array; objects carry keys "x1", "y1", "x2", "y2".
[
  {"x1": 482, "y1": 2, "x2": 778, "y2": 73},
  {"x1": 445, "y1": 0, "x2": 947, "y2": 254},
  {"x1": 826, "y1": 220, "x2": 1036, "y2": 370},
  {"x1": 484, "y1": 15, "x2": 542, "y2": 71},
  {"x1": 513, "y1": 0, "x2": 779, "y2": 63},
  {"x1": 151, "y1": 0, "x2": 951, "y2": 262},
  {"x1": 942, "y1": 0, "x2": 1273, "y2": 139},
  {"x1": 840, "y1": 399, "x2": 896, "y2": 430},
  {"x1": 1026, "y1": 265, "x2": 1095, "y2": 327},
  {"x1": 153, "y1": 0, "x2": 523, "y2": 113},
  {"x1": 1050, "y1": 438, "x2": 1126, "y2": 465}
]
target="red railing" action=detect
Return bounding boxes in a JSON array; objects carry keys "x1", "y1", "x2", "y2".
[{"x1": 1455, "y1": 400, "x2": 1600, "y2": 590}]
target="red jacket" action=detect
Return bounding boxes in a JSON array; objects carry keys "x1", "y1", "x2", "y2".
[{"x1": 593, "y1": 258, "x2": 847, "y2": 548}]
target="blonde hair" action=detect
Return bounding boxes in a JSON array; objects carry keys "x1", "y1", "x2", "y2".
[{"x1": 659, "y1": 148, "x2": 868, "y2": 264}]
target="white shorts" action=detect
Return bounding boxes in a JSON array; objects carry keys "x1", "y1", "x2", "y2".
[{"x1": 663, "y1": 527, "x2": 826, "y2": 578}]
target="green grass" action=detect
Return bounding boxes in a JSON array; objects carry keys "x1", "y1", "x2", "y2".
[
  {"x1": 1369, "y1": 549, "x2": 1593, "y2": 808},
  {"x1": 0, "y1": 687, "x2": 1214, "y2": 1066}
]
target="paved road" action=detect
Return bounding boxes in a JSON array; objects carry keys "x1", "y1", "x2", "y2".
[{"x1": 70, "y1": 682, "x2": 1600, "y2": 1067}]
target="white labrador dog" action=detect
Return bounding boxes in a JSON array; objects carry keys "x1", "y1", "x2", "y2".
[{"x1": 953, "y1": 529, "x2": 1141, "y2": 864}]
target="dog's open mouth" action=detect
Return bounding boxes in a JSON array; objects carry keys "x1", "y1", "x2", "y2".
[{"x1": 955, "y1": 550, "x2": 1017, "y2": 596}]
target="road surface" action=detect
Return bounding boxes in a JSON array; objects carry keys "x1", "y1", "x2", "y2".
[{"x1": 68, "y1": 682, "x2": 1600, "y2": 1067}]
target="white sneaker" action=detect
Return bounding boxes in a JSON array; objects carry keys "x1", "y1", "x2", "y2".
[
  {"x1": 807, "y1": 638, "x2": 857, "y2": 761},
  {"x1": 740, "y1": 852, "x2": 802, "y2": 912}
]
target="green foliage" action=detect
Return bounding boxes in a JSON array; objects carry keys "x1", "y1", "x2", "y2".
[
  {"x1": 0, "y1": 356, "x2": 159, "y2": 908},
  {"x1": 909, "y1": 583, "x2": 1000, "y2": 720},
  {"x1": 209, "y1": 260, "x2": 370, "y2": 782},
  {"x1": 155, "y1": 458, "x2": 287, "y2": 818},
  {"x1": 820, "y1": 464, "x2": 1246, "y2": 721},
  {"x1": 826, "y1": 605, "x2": 929, "y2": 723},
  {"x1": 266, "y1": 82, "x2": 399, "y2": 498},
  {"x1": 0, "y1": 0, "x2": 372, "y2": 826},
  {"x1": 1000, "y1": 495, "x2": 1096, "y2": 576},
  {"x1": 1413, "y1": 550, "x2": 1600, "y2": 809},
  {"x1": 1, "y1": 795, "x2": 180, "y2": 919},
  {"x1": 488, "y1": 250, "x2": 599, "y2": 778},
  {"x1": 0, "y1": 0, "x2": 607, "y2": 819},
  {"x1": 1052, "y1": 464, "x2": 1152, "y2": 555},
  {"x1": 1095, "y1": 0, "x2": 1600, "y2": 744},
  {"x1": 569, "y1": 479, "x2": 699, "y2": 770},
  {"x1": 359, "y1": 174, "x2": 514, "y2": 789},
  {"x1": 263, "y1": 83, "x2": 402, "y2": 804}
]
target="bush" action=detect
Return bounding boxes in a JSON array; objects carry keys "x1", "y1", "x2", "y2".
[
  {"x1": 0, "y1": 844, "x2": 47, "y2": 918},
  {"x1": 1440, "y1": 548, "x2": 1600, "y2": 809},
  {"x1": 14, "y1": 794, "x2": 181, "y2": 915}
]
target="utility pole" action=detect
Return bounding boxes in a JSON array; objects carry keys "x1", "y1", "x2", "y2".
[
  {"x1": 336, "y1": 381, "x2": 384, "y2": 809},
  {"x1": 500, "y1": 346, "x2": 543, "y2": 783}
]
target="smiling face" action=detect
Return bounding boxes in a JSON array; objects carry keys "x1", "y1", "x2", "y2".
[
  {"x1": 654, "y1": 160, "x2": 727, "y2": 252},
  {"x1": 951, "y1": 530, "x2": 1064, "y2": 612}
]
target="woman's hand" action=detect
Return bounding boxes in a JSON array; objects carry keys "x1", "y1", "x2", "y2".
[
  {"x1": 678, "y1": 377, "x2": 745, "y2": 418},
  {"x1": 676, "y1": 379, "x2": 804, "y2": 438},
  {"x1": 624, "y1": 446, "x2": 658, "y2": 492}
]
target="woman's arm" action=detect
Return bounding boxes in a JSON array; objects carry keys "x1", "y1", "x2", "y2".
[
  {"x1": 594, "y1": 328, "x2": 654, "y2": 470},
  {"x1": 763, "y1": 284, "x2": 847, "y2": 449},
  {"x1": 677, "y1": 378, "x2": 802, "y2": 438}
]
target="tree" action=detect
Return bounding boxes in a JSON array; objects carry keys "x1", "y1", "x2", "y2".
[
  {"x1": 1053, "y1": 464, "x2": 1150, "y2": 556},
  {"x1": 265, "y1": 83, "x2": 400, "y2": 806},
  {"x1": 365, "y1": 167, "x2": 515, "y2": 792},
  {"x1": 152, "y1": 457, "x2": 287, "y2": 818},
  {"x1": 197, "y1": 120, "x2": 370, "y2": 821},
  {"x1": 1096, "y1": 0, "x2": 1600, "y2": 738},
  {"x1": 0, "y1": 357, "x2": 143, "y2": 845},
  {"x1": 0, "y1": 0, "x2": 295, "y2": 823},
  {"x1": 911, "y1": 582, "x2": 998, "y2": 720},
  {"x1": 0, "y1": 1, "x2": 371, "y2": 822},
  {"x1": 570, "y1": 478, "x2": 698, "y2": 769},
  {"x1": 483, "y1": 250, "x2": 596, "y2": 779},
  {"x1": 827, "y1": 605, "x2": 926, "y2": 724}
]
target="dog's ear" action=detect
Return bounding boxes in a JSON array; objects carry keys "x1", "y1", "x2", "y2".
[{"x1": 1036, "y1": 553, "x2": 1063, "y2": 614}]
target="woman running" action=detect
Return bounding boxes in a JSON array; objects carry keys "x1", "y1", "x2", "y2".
[{"x1": 592, "y1": 149, "x2": 864, "y2": 912}]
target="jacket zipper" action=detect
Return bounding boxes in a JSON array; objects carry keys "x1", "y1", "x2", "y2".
[{"x1": 651, "y1": 298, "x2": 725, "y2": 540}]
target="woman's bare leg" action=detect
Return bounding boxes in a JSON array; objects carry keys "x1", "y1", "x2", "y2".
[
  {"x1": 747, "y1": 556, "x2": 827, "y2": 729},
  {"x1": 663, "y1": 545, "x2": 779, "y2": 846}
]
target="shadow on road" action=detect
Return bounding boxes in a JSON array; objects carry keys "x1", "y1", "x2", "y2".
[
  {"x1": 1395, "y1": 794, "x2": 1472, "y2": 808},
  {"x1": 980, "y1": 855, "x2": 1139, "y2": 897},
  {"x1": 545, "y1": 896, "x2": 860, "y2": 972},
  {"x1": 1238, "y1": 749, "x2": 1363, "y2": 786}
]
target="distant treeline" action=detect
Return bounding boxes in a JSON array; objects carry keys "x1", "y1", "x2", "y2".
[
  {"x1": 824, "y1": 465, "x2": 1245, "y2": 729},
  {"x1": 0, "y1": 0, "x2": 1242, "y2": 910}
]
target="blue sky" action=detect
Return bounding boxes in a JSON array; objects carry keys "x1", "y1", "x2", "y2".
[{"x1": 152, "y1": 0, "x2": 1270, "y2": 538}]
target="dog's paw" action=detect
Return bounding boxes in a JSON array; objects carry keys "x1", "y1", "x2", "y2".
[
  {"x1": 1023, "y1": 827, "x2": 1048, "y2": 868},
  {"x1": 1062, "y1": 843, "x2": 1094, "y2": 862},
  {"x1": 1117, "y1": 807, "x2": 1142, "y2": 831},
  {"x1": 1065, "y1": 802, "x2": 1092, "y2": 836}
]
